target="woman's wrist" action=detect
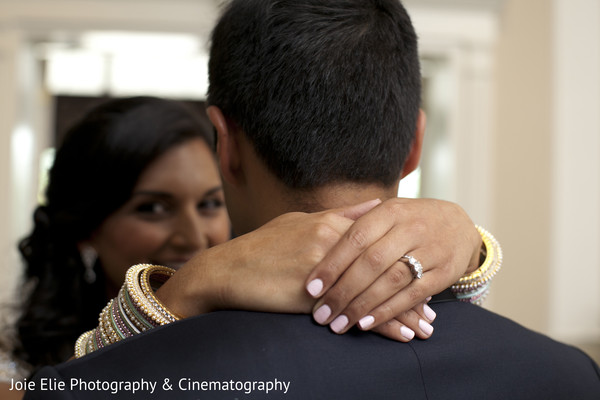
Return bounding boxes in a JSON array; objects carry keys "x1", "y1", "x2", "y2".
[{"x1": 155, "y1": 250, "x2": 226, "y2": 318}]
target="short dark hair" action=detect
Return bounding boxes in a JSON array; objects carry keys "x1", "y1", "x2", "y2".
[{"x1": 208, "y1": 0, "x2": 421, "y2": 189}]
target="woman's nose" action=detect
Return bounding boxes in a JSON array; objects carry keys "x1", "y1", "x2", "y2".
[{"x1": 170, "y1": 208, "x2": 209, "y2": 252}]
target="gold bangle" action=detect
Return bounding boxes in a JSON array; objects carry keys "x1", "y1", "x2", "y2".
[
  {"x1": 120, "y1": 287, "x2": 152, "y2": 332},
  {"x1": 139, "y1": 265, "x2": 181, "y2": 322},
  {"x1": 74, "y1": 264, "x2": 180, "y2": 358},
  {"x1": 99, "y1": 299, "x2": 122, "y2": 345},
  {"x1": 117, "y1": 288, "x2": 142, "y2": 334},
  {"x1": 126, "y1": 264, "x2": 179, "y2": 326},
  {"x1": 74, "y1": 330, "x2": 95, "y2": 359},
  {"x1": 451, "y1": 225, "x2": 503, "y2": 301}
]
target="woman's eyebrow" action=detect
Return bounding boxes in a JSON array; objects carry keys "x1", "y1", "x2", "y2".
[
  {"x1": 204, "y1": 186, "x2": 224, "y2": 196},
  {"x1": 131, "y1": 186, "x2": 223, "y2": 198},
  {"x1": 130, "y1": 190, "x2": 172, "y2": 198}
]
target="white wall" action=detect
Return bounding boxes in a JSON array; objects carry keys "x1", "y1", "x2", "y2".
[
  {"x1": 492, "y1": 0, "x2": 600, "y2": 360},
  {"x1": 550, "y1": 0, "x2": 600, "y2": 343},
  {"x1": 0, "y1": 29, "x2": 23, "y2": 308},
  {"x1": 492, "y1": 0, "x2": 555, "y2": 337}
]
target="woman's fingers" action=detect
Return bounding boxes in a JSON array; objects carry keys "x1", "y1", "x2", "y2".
[
  {"x1": 305, "y1": 199, "x2": 404, "y2": 299},
  {"x1": 308, "y1": 218, "x2": 439, "y2": 331},
  {"x1": 306, "y1": 198, "x2": 481, "y2": 336},
  {"x1": 312, "y1": 257, "x2": 414, "y2": 330},
  {"x1": 370, "y1": 302, "x2": 436, "y2": 342},
  {"x1": 330, "y1": 198, "x2": 383, "y2": 220},
  {"x1": 354, "y1": 267, "x2": 452, "y2": 334},
  {"x1": 313, "y1": 247, "x2": 442, "y2": 334}
]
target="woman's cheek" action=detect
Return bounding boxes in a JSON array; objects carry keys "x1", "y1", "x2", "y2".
[
  {"x1": 208, "y1": 213, "x2": 232, "y2": 246},
  {"x1": 114, "y1": 221, "x2": 171, "y2": 260}
]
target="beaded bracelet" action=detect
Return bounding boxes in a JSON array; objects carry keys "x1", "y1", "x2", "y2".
[
  {"x1": 75, "y1": 264, "x2": 179, "y2": 358},
  {"x1": 451, "y1": 225, "x2": 503, "y2": 305}
]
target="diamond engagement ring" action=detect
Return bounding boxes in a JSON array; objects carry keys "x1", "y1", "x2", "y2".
[{"x1": 400, "y1": 255, "x2": 423, "y2": 279}]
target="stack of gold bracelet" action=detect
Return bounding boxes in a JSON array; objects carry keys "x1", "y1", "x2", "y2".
[
  {"x1": 451, "y1": 225, "x2": 503, "y2": 305},
  {"x1": 74, "y1": 264, "x2": 180, "y2": 358}
]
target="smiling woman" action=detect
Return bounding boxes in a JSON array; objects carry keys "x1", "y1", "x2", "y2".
[
  {"x1": 87, "y1": 138, "x2": 230, "y2": 297},
  {"x1": 11, "y1": 96, "x2": 229, "y2": 373}
]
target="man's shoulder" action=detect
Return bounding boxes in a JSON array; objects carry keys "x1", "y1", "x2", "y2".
[
  {"x1": 416, "y1": 301, "x2": 600, "y2": 398},
  {"x1": 25, "y1": 306, "x2": 600, "y2": 399},
  {"x1": 34, "y1": 311, "x2": 426, "y2": 399}
]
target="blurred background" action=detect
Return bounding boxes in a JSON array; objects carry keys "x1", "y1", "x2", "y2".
[{"x1": 0, "y1": 0, "x2": 598, "y2": 361}]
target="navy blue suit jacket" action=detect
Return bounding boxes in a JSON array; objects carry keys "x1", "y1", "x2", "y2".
[{"x1": 24, "y1": 298, "x2": 600, "y2": 399}]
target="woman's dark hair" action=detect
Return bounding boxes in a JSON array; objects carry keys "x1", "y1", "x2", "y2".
[{"x1": 13, "y1": 96, "x2": 213, "y2": 372}]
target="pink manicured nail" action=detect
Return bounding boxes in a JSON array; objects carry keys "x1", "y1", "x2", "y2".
[
  {"x1": 330, "y1": 315, "x2": 349, "y2": 333},
  {"x1": 426, "y1": 296, "x2": 432, "y2": 302},
  {"x1": 361, "y1": 198, "x2": 383, "y2": 208},
  {"x1": 419, "y1": 319, "x2": 434, "y2": 336},
  {"x1": 313, "y1": 304, "x2": 331, "y2": 325},
  {"x1": 358, "y1": 315, "x2": 375, "y2": 330},
  {"x1": 400, "y1": 326, "x2": 415, "y2": 340},
  {"x1": 423, "y1": 304, "x2": 436, "y2": 321},
  {"x1": 306, "y1": 279, "x2": 323, "y2": 297}
]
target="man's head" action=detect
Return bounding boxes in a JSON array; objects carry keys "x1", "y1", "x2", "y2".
[{"x1": 207, "y1": 0, "x2": 425, "y2": 233}]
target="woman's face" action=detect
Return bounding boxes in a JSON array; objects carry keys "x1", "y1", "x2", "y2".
[{"x1": 89, "y1": 138, "x2": 230, "y2": 293}]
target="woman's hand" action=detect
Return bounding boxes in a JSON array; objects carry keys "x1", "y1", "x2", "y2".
[
  {"x1": 157, "y1": 197, "x2": 482, "y2": 344},
  {"x1": 305, "y1": 198, "x2": 482, "y2": 340},
  {"x1": 156, "y1": 199, "x2": 382, "y2": 318}
]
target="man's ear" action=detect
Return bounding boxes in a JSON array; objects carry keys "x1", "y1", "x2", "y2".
[
  {"x1": 207, "y1": 105, "x2": 244, "y2": 186},
  {"x1": 400, "y1": 109, "x2": 426, "y2": 178}
]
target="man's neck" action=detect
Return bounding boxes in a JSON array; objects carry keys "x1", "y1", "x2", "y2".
[
  {"x1": 231, "y1": 181, "x2": 399, "y2": 236},
  {"x1": 287, "y1": 183, "x2": 398, "y2": 213},
  {"x1": 228, "y1": 133, "x2": 400, "y2": 232}
]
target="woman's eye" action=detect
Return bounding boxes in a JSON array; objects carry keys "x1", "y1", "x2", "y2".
[
  {"x1": 198, "y1": 198, "x2": 225, "y2": 213},
  {"x1": 135, "y1": 202, "x2": 169, "y2": 216}
]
